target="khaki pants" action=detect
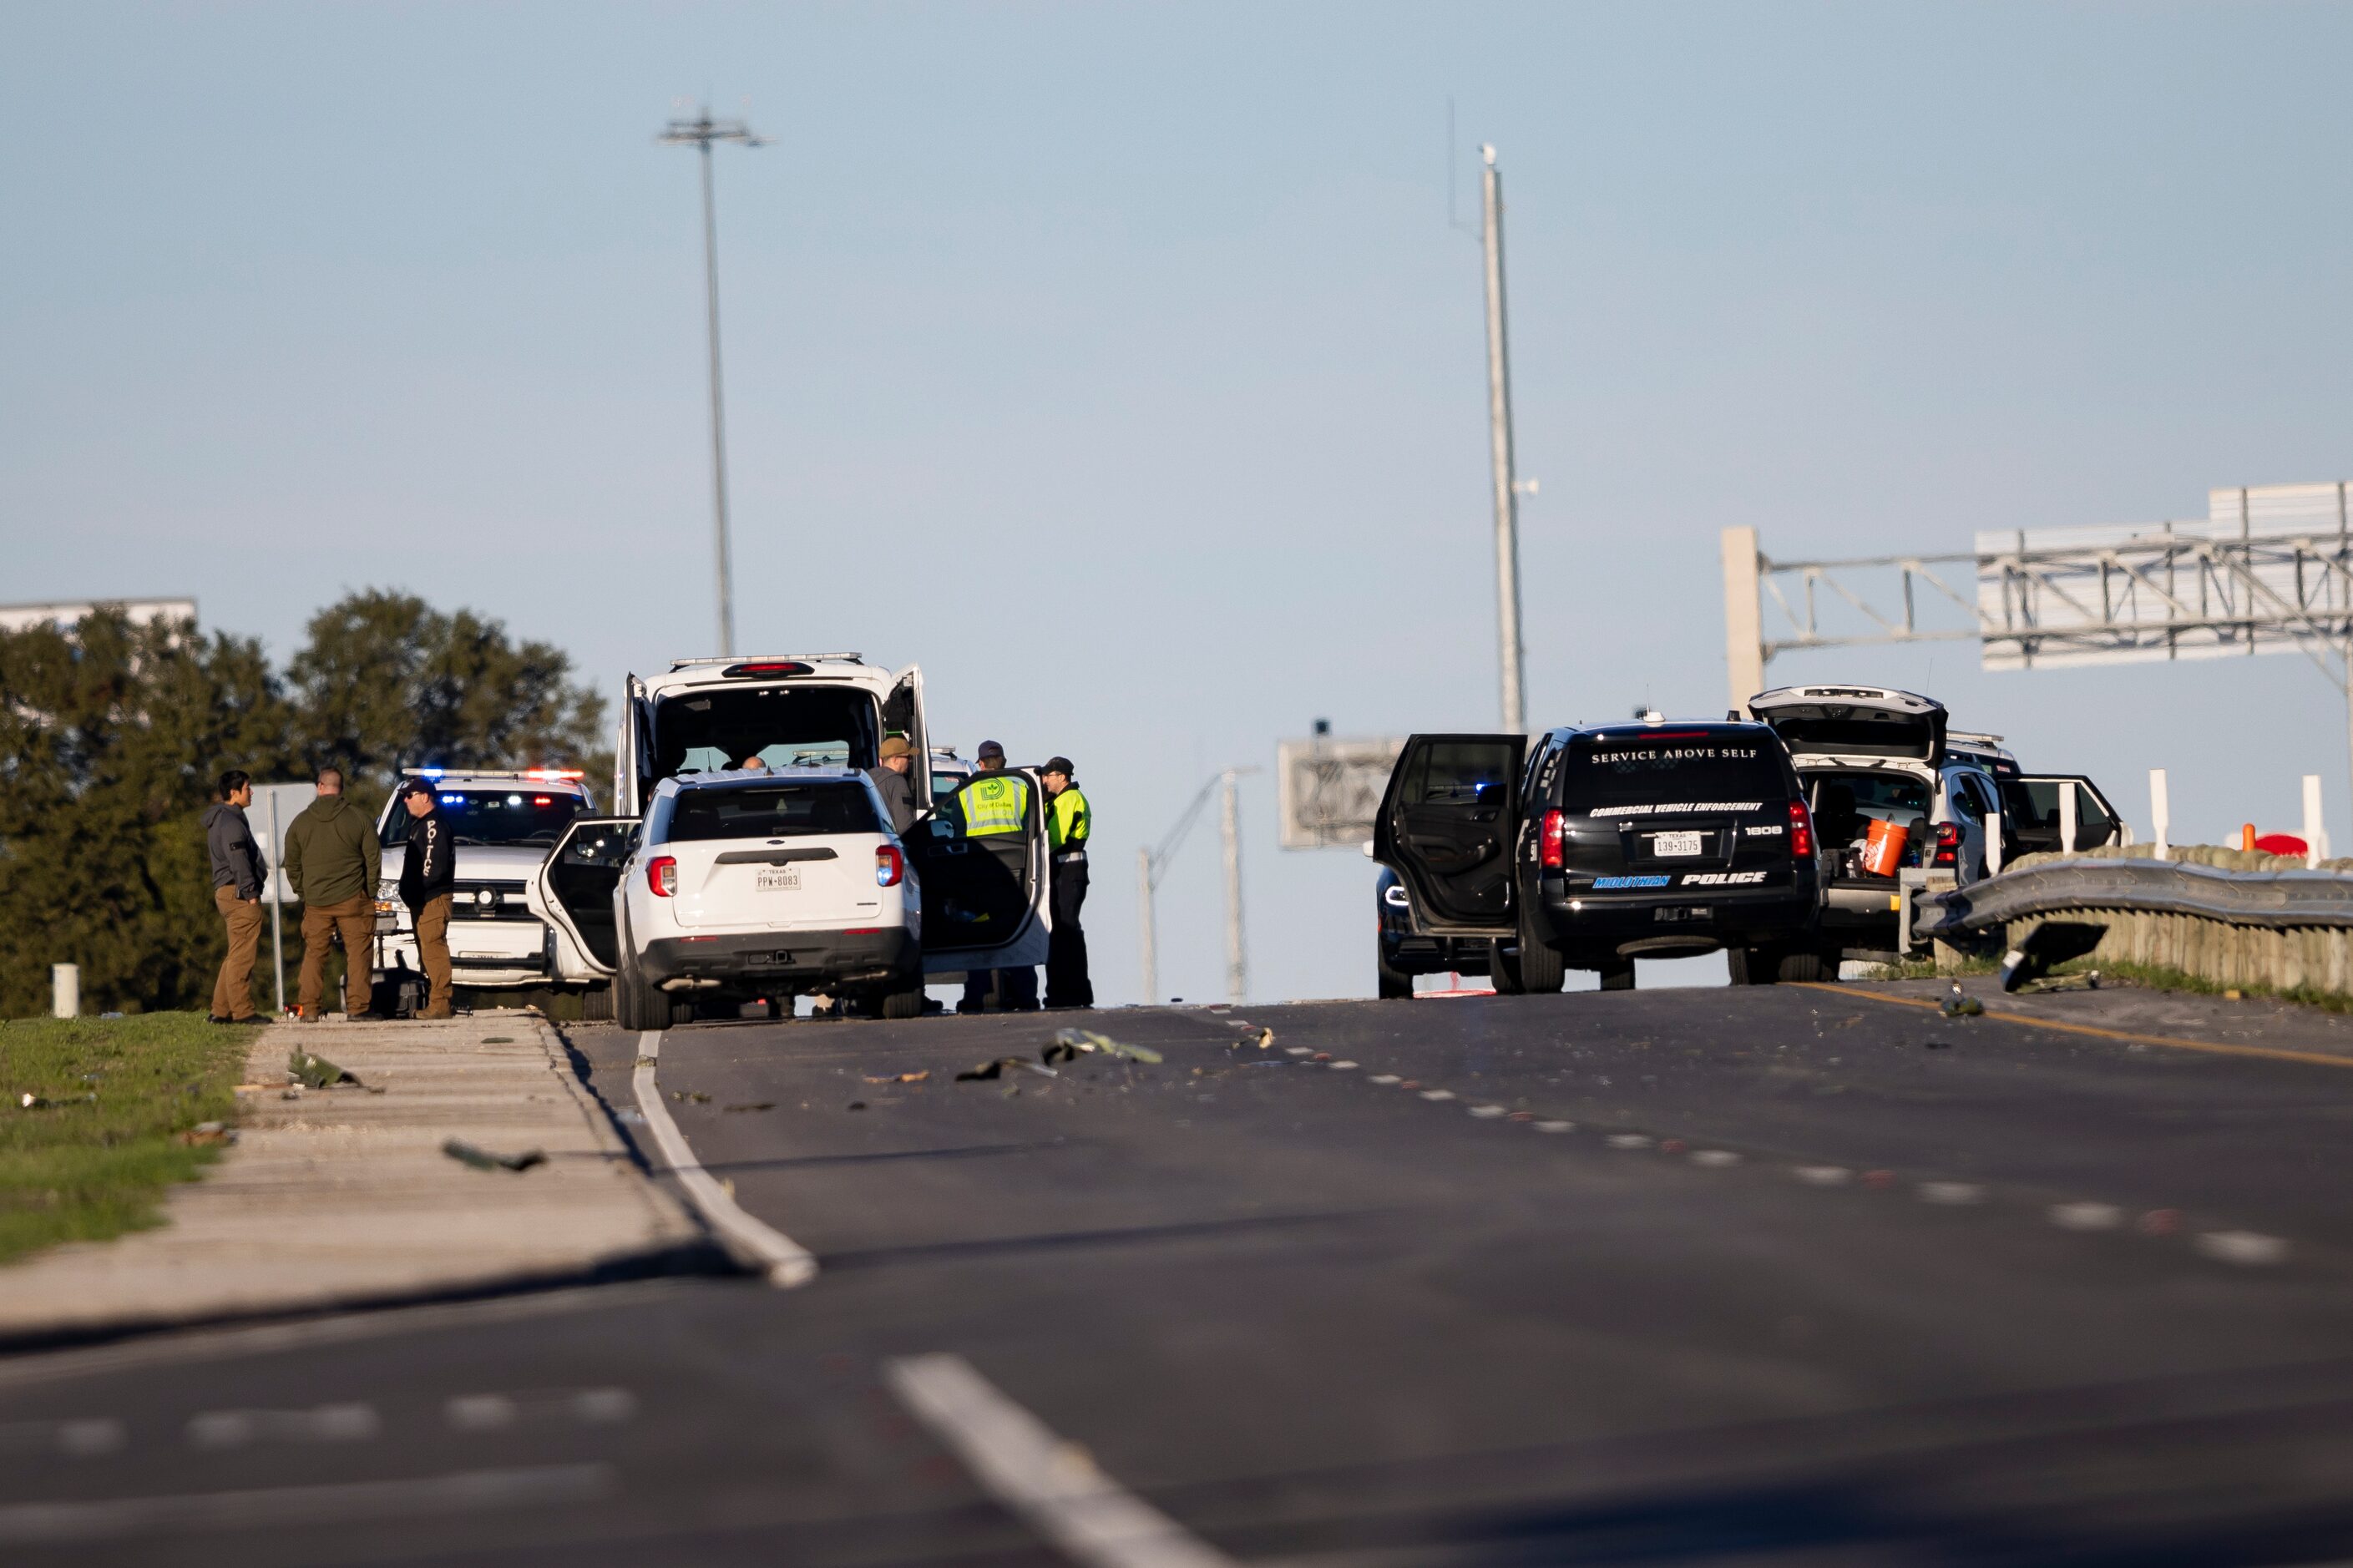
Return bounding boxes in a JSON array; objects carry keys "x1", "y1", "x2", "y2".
[
  {"x1": 299, "y1": 895, "x2": 376, "y2": 1017},
  {"x1": 211, "y1": 886, "x2": 265, "y2": 1020},
  {"x1": 412, "y1": 893, "x2": 454, "y2": 1018}
]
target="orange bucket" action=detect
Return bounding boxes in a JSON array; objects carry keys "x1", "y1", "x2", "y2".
[{"x1": 1860, "y1": 818, "x2": 1910, "y2": 878}]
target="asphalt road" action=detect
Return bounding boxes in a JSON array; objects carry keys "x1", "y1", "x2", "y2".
[{"x1": 8, "y1": 978, "x2": 2353, "y2": 1565}]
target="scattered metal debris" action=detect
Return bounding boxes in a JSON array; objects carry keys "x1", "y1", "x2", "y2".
[
  {"x1": 722, "y1": 1102, "x2": 776, "y2": 1113},
  {"x1": 955, "y1": 1057, "x2": 1059, "y2": 1082},
  {"x1": 862, "y1": 1070, "x2": 931, "y2": 1085},
  {"x1": 1939, "y1": 984, "x2": 1985, "y2": 1018},
  {"x1": 1045, "y1": 1028, "x2": 1161, "y2": 1065},
  {"x1": 289, "y1": 1049, "x2": 362, "y2": 1090},
  {"x1": 670, "y1": 1090, "x2": 711, "y2": 1104}
]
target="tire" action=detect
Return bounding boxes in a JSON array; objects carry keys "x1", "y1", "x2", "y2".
[
  {"x1": 880, "y1": 988, "x2": 924, "y2": 1019},
  {"x1": 614, "y1": 954, "x2": 670, "y2": 1033},
  {"x1": 579, "y1": 984, "x2": 614, "y2": 1022},
  {"x1": 1727, "y1": 947, "x2": 1763, "y2": 986},
  {"x1": 1775, "y1": 948, "x2": 1831, "y2": 984},
  {"x1": 1376, "y1": 945, "x2": 1414, "y2": 999},
  {"x1": 1514, "y1": 907, "x2": 1566, "y2": 994},
  {"x1": 1597, "y1": 959, "x2": 1636, "y2": 992},
  {"x1": 1487, "y1": 938, "x2": 1525, "y2": 995}
]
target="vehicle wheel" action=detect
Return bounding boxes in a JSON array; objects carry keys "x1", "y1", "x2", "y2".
[
  {"x1": 1775, "y1": 948, "x2": 1831, "y2": 983},
  {"x1": 615, "y1": 957, "x2": 670, "y2": 1033},
  {"x1": 1375, "y1": 946, "x2": 1414, "y2": 999},
  {"x1": 1597, "y1": 959, "x2": 1636, "y2": 992},
  {"x1": 579, "y1": 984, "x2": 614, "y2": 1022},
  {"x1": 1488, "y1": 938, "x2": 1525, "y2": 995},
  {"x1": 1514, "y1": 908, "x2": 1566, "y2": 994},
  {"x1": 880, "y1": 988, "x2": 924, "y2": 1019},
  {"x1": 1727, "y1": 946, "x2": 1763, "y2": 986}
]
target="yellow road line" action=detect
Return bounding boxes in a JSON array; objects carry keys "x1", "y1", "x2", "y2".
[{"x1": 1791, "y1": 983, "x2": 2353, "y2": 1072}]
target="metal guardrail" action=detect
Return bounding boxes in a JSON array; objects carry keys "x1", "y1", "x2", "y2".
[{"x1": 1915, "y1": 857, "x2": 2353, "y2": 937}]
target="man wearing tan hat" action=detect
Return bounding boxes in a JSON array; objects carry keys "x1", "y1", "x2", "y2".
[{"x1": 869, "y1": 735, "x2": 918, "y2": 835}]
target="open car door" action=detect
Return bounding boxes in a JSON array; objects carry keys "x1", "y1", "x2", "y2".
[
  {"x1": 909, "y1": 768, "x2": 1051, "y2": 976},
  {"x1": 884, "y1": 664, "x2": 931, "y2": 812},
  {"x1": 1748, "y1": 686, "x2": 1946, "y2": 764},
  {"x1": 615, "y1": 675, "x2": 657, "y2": 819},
  {"x1": 1373, "y1": 734, "x2": 1526, "y2": 937},
  {"x1": 526, "y1": 817, "x2": 638, "y2": 983},
  {"x1": 2006, "y1": 775, "x2": 2128, "y2": 857}
]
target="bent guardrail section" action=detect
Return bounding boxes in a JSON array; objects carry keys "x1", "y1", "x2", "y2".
[{"x1": 1914, "y1": 854, "x2": 2353, "y2": 999}]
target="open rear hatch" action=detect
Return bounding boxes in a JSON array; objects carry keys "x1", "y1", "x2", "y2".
[{"x1": 1748, "y1": 686, "x2": 1946, "y2": 764}]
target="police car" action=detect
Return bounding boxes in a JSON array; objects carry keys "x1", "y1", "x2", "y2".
[
  {"x1": 1374, "y1": 719, "x2": 1825, "y2": 992},
  {"x1": 372, "y1": 769, "x2": 596, "y2": 1001}
]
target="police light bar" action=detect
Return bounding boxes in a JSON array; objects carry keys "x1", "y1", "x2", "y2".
[{"x1": 398, "y1": 767, "x2": 584, "y2": 782}]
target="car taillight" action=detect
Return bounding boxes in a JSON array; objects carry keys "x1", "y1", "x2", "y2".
[
  {"x1": 1932, "y1": 822, "x2": 1961, "y2": 867},
  {"x1": 1789, "y1": 798, "x2": 1814, "y2": 859},
  {"x1": 647, "y1": 856, "x2": 677, "y2": 897},
  {"x1": 875, "y1": 844, "x2": 904, "y2": 888},
  {"x1": 1539, "y1": 809, "x2": 1566, "y2": 868}
]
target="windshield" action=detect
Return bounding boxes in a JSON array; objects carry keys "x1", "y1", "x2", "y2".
[
  {"x1": 1561, "y1": 733, "x2": 1791, "y2": 816},
  {"x1": 652, "y1": 685, "x2": 878, "y2": 781},
  {"x1": 382, "y1": 788, "x2": 589, "y2": 847},
  {"x1": 650, "y1": 781, "x2": 881, "y2": 844}
]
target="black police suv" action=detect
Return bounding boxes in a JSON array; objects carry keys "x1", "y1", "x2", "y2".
[
  {"x1": 1373, "y1": 721, "x2": 1827, "y2": 993},
  {"x1": 1374, "y1": 862, "x2": 1495, "y2": 998}
]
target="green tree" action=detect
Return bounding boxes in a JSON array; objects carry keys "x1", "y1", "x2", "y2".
[
  {"x1": 287, "y1": 590, "x2": 610, "y2": 798},
  {"x1": 0, "y1": 611, "x2": 296, "y2": 1016}
]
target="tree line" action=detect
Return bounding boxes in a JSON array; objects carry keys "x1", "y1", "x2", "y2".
[{"x1": 0, "y1": 591, "x2": 609, "y2": 1017}]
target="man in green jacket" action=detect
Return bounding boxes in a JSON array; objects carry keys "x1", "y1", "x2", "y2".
[{"x1": 285, "y1": 765, "x2": 383, "y2": 1019}]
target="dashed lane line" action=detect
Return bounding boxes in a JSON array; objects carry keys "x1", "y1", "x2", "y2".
[
  {"x1": 633, "y1": 1031, "x2": 817, "y2": 1288},
  {"x1": 1797, "y1": 983, "x2": 2353, "y2": 1072},
  {"x1": 0, "y1": 1464, "x2": 614, "y2": 1544},
  {"x1": 886, "y1": 1353, "x2": 1237, "y2": 1568}
]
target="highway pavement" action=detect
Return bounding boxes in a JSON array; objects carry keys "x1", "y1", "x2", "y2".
[{"x1": 8, "y1": 979, "x2": 2353, "y2": 1565}]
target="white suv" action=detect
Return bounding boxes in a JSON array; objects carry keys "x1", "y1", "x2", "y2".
[
  {"x1": 1746, "y1": 685, "x2": 2006, "y2": 963},
  {"x1": 372, "y1": 769, "x2": 597, "y2": 1001}
]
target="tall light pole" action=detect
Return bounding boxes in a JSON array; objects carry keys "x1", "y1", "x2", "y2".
[
  {"x1": 1136, "y1": 766, "x2": 1258, "y2": 1004},
  {"x1": 660, "y1": 108, "x2": 765, "y2": 657},
  {"x1": 1480, "y1": 144, "x2": 1526, "y2": 733}
]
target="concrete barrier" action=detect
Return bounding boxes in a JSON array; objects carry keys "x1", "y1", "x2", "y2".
[{"x1": 1915, "y1": 843, "x2": 2353, "y2": 999}]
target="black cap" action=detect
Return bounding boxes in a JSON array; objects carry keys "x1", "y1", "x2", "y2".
[
  {"x1": 976, "y1": 740, "x2": 1005, "y2": 761},
  {"x1": 397, "y1": 776, "x2": 435, "y2": 798},
  {"x1": 1042, "y1": 756, "x2": 1075, "y2": 776}
]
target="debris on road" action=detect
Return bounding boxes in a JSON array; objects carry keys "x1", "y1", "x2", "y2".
[
  {"x1": 289, "y1": 1049, "x2": 364, "y2": 1090},
  {"x1": 441, "y1": 1138, "x2": 547, "y2": 1173},
  {"x1": 1045, "y1": 1028, "x2": 1163, "y2": 1065},
  {"x1": 1939, "y1": 984, "x2": 1985, "y2": 1018},
  {"x1": 862, "y1": 1070, "x2": 931, "y2": 1085},
  {"x1": 956, "y1": 1057, "x2": 1058, "y2": 1082},
  {"x1": 179, "y1": 1121, "x2": 236, "y2": 1146},
  {"x1": 670, "y1": 1090, "x2": 711, "y2": 1104},
  {"x1": 848, "y1": 1100, "x2": 867, "y2": 1111},
  {"x1": 723, "y1": 1102, "x2": 776, "y2": 1113},
  {"x1": 1234, "y1": 1027, "x2": 1274, "y2": 1051}
]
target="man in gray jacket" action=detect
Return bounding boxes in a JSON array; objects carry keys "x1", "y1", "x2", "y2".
[{"x1": 202, "y1": 770, "x2": 268, "y2": 1023}]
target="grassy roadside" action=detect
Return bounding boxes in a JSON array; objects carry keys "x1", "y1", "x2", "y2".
[{"x1": 0, "y1": 1013, "x2": 257, "y2": 1266}]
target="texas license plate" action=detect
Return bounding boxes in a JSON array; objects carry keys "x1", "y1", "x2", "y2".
[
  {"x1": 1652, "y1": 832, "x2": 1703, "y2": 857},
  {"x1": 756, "y1": 866, "x2": 802, "y2": 893}
]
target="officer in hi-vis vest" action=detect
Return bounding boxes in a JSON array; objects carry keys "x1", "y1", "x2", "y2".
[
  {"x1": 956, "y1": 741, "x2": 1038, "y2": 1012},
  {"x1": 1040, "y1": 756, "x2": 1092, "y2": 1008}
]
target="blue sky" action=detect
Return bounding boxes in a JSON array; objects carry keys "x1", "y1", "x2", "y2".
[{"x1": 5, "y1": 3, "x2": 2349, "y2": 1003}]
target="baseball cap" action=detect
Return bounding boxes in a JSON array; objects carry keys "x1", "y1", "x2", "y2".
[
  {"x1": 396, "y1": 777, "x2": 435, "y2": 798},
  {"x1": 1042, "y1": 756, "x2": 1075, "y2": 776},
  {"x1": 878, "y1": 736, "x2": 913, "y2": 761},
  {"x1": 976, "y1": 739, "x2": 1006, "y2": 761}
]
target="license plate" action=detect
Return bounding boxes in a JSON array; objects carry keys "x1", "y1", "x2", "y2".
[
  {"x1": 756, "y1": 866, "x2": 802, "y2": 893},
  {"x1": 1652, "y1": 832, "x2": 1703, "y2": 857}
]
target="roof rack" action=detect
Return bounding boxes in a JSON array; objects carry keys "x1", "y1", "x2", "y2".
[
  {"x1": 1947, "y1": 730, "x2": 2007, "y2": 747},
  {"x1": 665, "y1": 652, "x2": 865, "y2": 670}
]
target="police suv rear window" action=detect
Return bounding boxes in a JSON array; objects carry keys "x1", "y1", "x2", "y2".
[
  {"x1": 1562, "y1": 734, "x2": 1789, "y2": 816},
  {"x1": 659, "y1": 782, "x2": 879, "y2": 842}
]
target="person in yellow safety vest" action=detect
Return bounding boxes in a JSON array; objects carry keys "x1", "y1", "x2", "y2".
[
  {"x1": 957, "y1": 741, "x2": 1039, "y2": 1013},
  {"x1": 1040, "y1": 756, "x2": 1092, "y2": 1009}
]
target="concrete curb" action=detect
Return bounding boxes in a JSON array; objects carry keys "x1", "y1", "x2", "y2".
[{"x1": 0, "y1": 1012, "x2": 716, "y2": 1353}]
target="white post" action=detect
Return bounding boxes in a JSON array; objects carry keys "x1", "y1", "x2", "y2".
[
  {"x1": 1220, "y1": 769, "x2": 1247, "y2": 1004},
  {"x1": 1136, "y1": 846, "x2": 1156, "y2": 1005},
  {"x1": 1480, "y1": 145, "x2": 1526, "y2": 735},
  {"x1": 2305, "y1": 773, "x2": 2326, "y2": 868},
  {"x1": 1986, "y1": 806, "x2": 2003, "y2": 875},
  {"x1": 1721, "y1": 526, "x2": 1764, "y2": 715},
  {"x1": 2058, "y1": 780, "x2": 2078, "y2": 855},
  {"x1": 2149, "y1": 768, "x2": 2171, "y2": 862},
  {"x1": 50, "y1": 964, "x2": 78, "y2": 1019}
]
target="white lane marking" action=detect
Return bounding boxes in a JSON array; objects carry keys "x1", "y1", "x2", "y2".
[
  {"x1": 1533, "y1": 1120, "x2": 1574, "y2": 1133},
  {"x1": 1367, "y1": 1075, "x2": 1400, "y2": 1085},
  {"x1": 1327, "y1": 1060, "x2": 1359, "y2": 1070},
  {"x1": 0, "y1": 1464, "x2": 612, "y2": 1543},
  {"x1": 1418, "y1": 1090, "x2": 1455, "y2": 1102},
  {"x1": 2049, "y1": 1202, "x2": 2123, "y2": 1232},
  {"x1": 1283, "y1": 1046, "x2": 1311, "y2": 1057},
  {"x1": 186, "y1": 1403, "x2": 378, "y2": 1449},
  {"x1": 1468, "y1": 1105, "x2": 1508, "y2": 1119},
  {"x1": 1605, "y1": 1134, "x2": 1652, "y2": 1150},
  {"x1": 1918, "y1": 1181, "x2": 1986, "y2": 1206},
  {"x1": 633, "y1": 1031, "x2": 817, "y2": 1287},
  {"x1": 445, "y1": 1394, "x2": 517, "y2": 1431},
  {"x1": 2197, "y1": 1230, "x2": 2290, "y2": 1266},
  {"x1": 1794, "y1": 1166, "x2": 1851, "y2": 1186},
  {"x1": 885, "y1": 1353, "x2": 1235, "y2": 1568},
  {"x1": 0, "y1": 1418, "x2": 124, "y2": 1457},
  {"x1": 1690, "y1": 1150, "x2": 1741, "y2": 1167},
  {"x1": 443, "y1": 1386, "x2": 635, "y2": 1433}
]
